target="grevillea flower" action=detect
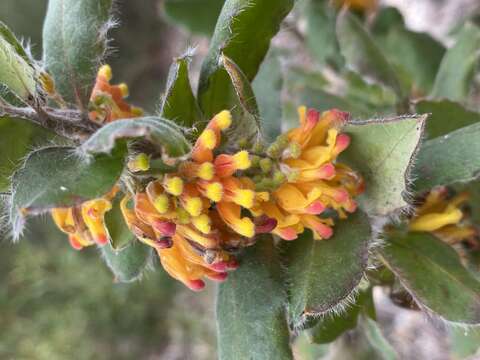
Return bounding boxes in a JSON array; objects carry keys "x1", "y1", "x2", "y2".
[
  {"x1": 121, "y1": 111, "x2": 275, "y2": 290},
  {"x1": 51, "y1": 186, "x2": 119, "y2": 250},
  {"x1": 333, "y1": 0, "x2": 377, "y2": 12},
  {"x1": 251, "y1": 106, "x2": 364, "y2": 241},
  {"x1": 89, "y1": 64, "x2": 143, "y2": 123},
  {"x1": 409, "y1": 187, "x2": 478, "y2": 247}
]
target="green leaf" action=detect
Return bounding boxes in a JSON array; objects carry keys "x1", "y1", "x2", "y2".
[
  {"x1": 283, "y1": 210, "x2": 371, "y2": 327},
  {"x1": 415, "y1": 99, "x2": 480, "y2": 139},
  {"x1": 42, "y1": 0, "x2": 112, "y2": 108},
  {"x1": 373, "y1": 9, "x2": 445, "y2": 94},
  {"x1": 431, "y1": 23, "x2": 480, "y2": 102},
  {"x1": 0, "y1": 21, "x2": 32, "y2": 64},
  {"x1": 163, "y1": 0, "x2": 225, "y2": 35},
  {"x1": 216, "y1": 237, "x2": 293, "y2": 360},
  {"x1": 341, "y1": 115, "x2": 426, "y2": 215},
  {"x1": 198, "y1": 0, "x2": 293, "y2": 118},
  {"x1": 100, "y1": 240, "x2": 152, "y2": 283},
  {"x1": 379, "y1": 231, "x2": 480, "y2": 324},
  {"x1": 160, "y1": 53, "x2": 203, "y2": 128},
  {"x1": 252, "y1": 49, "x2": 283, "y2": 142},
  {"x1": 0, "y1": 27, "x2": 36, "y2": 103},
  {"x1": 81, "y1": 117, "x2": 191, "y2": 157},
  {"x1": 336, "y1": 11, "x2": 403, "y2": 98},
  {"x1": 10, "y1": 145, "x2": 126, "y2": 239},
  {"x1": 449, "y1": 327, "x2": 480, "y2": 358},
  {"x1": 413, "y1": 122, "x2": 480, "y2": 193},
  {"x1": 104, "y1": 193, "x2": 134, "y2": 250},
  {"x1": 361, "y1": 316, "x2": 398, "y2": 360}
]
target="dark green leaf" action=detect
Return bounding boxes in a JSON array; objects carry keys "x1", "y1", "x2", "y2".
[
  {"x1": 0, "y1": 21, "x2": 32, "y2": 64},
  {"x1": 336, "y1": 11, "x2": 403, "y2": 98},
  {"x1": 252, "y1": 49, "x2": 283, "y2": 142},
  {"x1": 431, "y1": 23, "x2": 480, "y2": 102},
  {"x1": 81, "y1": 117, "x2": 191, "y2": 157},
  {"x1": 104, "y1": 193, "x2": 134, "y2": 250},
  {"x1": 415, "y1": 99, "x2": 480, "y2": 139},
  {"x1": 42, "y1": 0, "x2": 112, "y2": 108},
  {"x1": 10, "y1": 145, "x2": 126, "y2": 239},
  {"x1": 413, "y1": 122, "x2": 480, "y2": 193},
  {"x1": 341, "y1": 115, "x2": 426, "y2": 215},
  {"x1": 100, "y1": 240, "x2": 152, "y2": 283},
  {"x1": 283, "y1": 210, "x2": 371, "y2": 327},
  {"x1": 163, "y1": 0, "x2": 225, "y2": 35},
  {"x1": 198, "y1": 0, "x2": 293, "y2": 118},
  {"x1": 160, "y1": 53, "x2": 203, "y2": 128},
  {"x1": 216, "y1": 237, "x2": 293, "y2": 360},
  {"x1": 379, "y1": 231, "x2": 480, "y2": 324}
]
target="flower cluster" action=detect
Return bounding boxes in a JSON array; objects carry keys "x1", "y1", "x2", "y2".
[
  {"x1": 409, "y1": 186, "x2": 478, "y2": 247},
  {"x1": 49, "y1": 65, "x2": 365, "y2": 290}
]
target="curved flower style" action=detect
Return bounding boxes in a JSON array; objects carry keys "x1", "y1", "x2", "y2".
[
  {"x1": 51, "y1": 187, "x2": 118, "y2": 250},
  {"x1": 251, "y1": 107, "x2": 364, "y2": 241},
  {"x1": 89, "y1": 64, "x2": 143, "y2": 123},
  {"x1": 122, "y1": 111, "x2": 275, "y2": 291},
  {"x1": 409, "y1": 186, "x2": 478, "y2": 247}
]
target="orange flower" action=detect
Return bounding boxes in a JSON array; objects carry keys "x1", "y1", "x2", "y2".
[
  {"x1": 409, "y1": 187, "x2": 477, "y2": 246},
  {"x1": 89, "y1": 64, "x2": 143, "y2": 123},
  {"x1": 333, "y1": 0, "x2": 378, "y2": 12},
  {"x1": 252, "y1": 106, "x2": 364, "y2": 241},
  {"x1": 51, "y1": 186, "x2": 119, "y2": 250}
]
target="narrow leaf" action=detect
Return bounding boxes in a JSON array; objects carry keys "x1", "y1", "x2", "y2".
[
  {"x1": 163, "y1": 0, "x2": 225, "y2": 35},
  {"x1": 415, "y1": 99, "x2": 480, "y2": 139},
  {"x1": 413, "y1": 122, "x2": 480, "y2": 193},
  {"x1": 198, "y1": 0, "x2": 293, "y2": 118},
  {"x1": 283, "y1": 210, "x2": 371, "y2": 327},
  {"x1": 160, "y1": 54, "x2": 203, "y2": 128},
  {"x1": 431, "y1": 23, "x2": 480, "y2": 102},
  {"x1": 10, "y1": 145, "x2": 126, "y2": 239},
  {"x1": 341, "y1": 115, "x2": 426, "y2": 215},
  {"x1": 81, "y1": 117, "x2": 191, "y2": 157},
  {"x1": 361, "y1": 316, "x2": 398, "y2": 360},
  {"x1": 101, "y1": 240, "x2": 152, "y2": 283},
  {"x1": 0, "y1": 21, "x2": 32, "y2": 64},
  {"x1": 104, "y1": 194, "x2": 134, "y2": 250},
  {"x1": 336, "y1": 11, "x2": 403, "y2": 98},
  {"x1": 216, "y1": 237, "x2": 293, "y2": 360},
  {"x1": 42, "y1": 0, "x2": 113, "y2": 108},
  {"x1": 379, "y1": 231, "x2": 480, "y2": 324}
]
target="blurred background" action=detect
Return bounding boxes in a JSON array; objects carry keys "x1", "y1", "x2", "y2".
[{"x1": 1, "y1": 0, "x2": 480, "y2": 359}]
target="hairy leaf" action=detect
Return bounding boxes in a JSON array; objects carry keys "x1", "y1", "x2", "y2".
[
  {"x1": 283, "y1": 210, "x2": 371, "y2": 327},
  {"x1": 336, "y1": 11, "x2": 403, "y2": 98},
  {"x1": 101, "y1": 240, "x2": 152, "y2": 283},
  {"x1": 413, "y1": 122, "x2": 480, "y2": 193},
  {"x1": 380, "y1": 231, "x2": 480, "y2": 324},
  {"x1": 81, "y1": 117, "x2": 191, "y2": 157},
  {"x1": 415, "y1": 99, "x2": 480, "y2": 139},
  {"x1": 216, "y1": 237, "x2": 293, "y2": 360},
  {"x1": 163, "y1": 0, "x2": 225, "y2": 35},
  {"x1": 198, "y1": 0, "x2": 293, "y2": 118},
  {"x1": 341, "y1": 115, "x2": 426, "y2": 215},
  {"x1": 10, "y1": 145, "x2": 126, "y2": 239},
  {"x1": 42, "y1": 0, "x2": 112, "y2": 108},
  {"x1": 431, "y1": 23, "x2": 480, "y2": 102},
  {"x1": 160, "y1": 54, "x2": 203, "y2": 128}
]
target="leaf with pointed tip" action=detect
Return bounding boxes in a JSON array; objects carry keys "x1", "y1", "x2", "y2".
[
  {"x1": 42, "y1": 0, "x2": 112, "y2": 108},
  {"x1": 336, "y1": 11, "x2": 403, "y2": 98},
  {"x1": 216, "y1": 237, "x2": 293, "y2": 360},
  {"x1": 341, "y1": 115, "x2": 426, "y2": 215},
  {"x1": 163, "y1": 0, "x2": 225, "y2": 35},
  {"x1": 413, "y1": 122, "x2": 480, "y2": 193},
  {"x1": 101, "y1": 240, "x2": 152, "y2": 283},
  {"x1": 10, "y1": 145, "x2": 126, "y2": 239},
  {"x1": 415, "y1": 99, "x2": 480, "y2": 140},
  {"x1": 431, "y1": 23, "x2": 480, "y2": 102},
  {"x1": 198, "y1": 0, "x2": 293, "y2": 118},
  {"x1": 81, "y1": 117, "x2": 191, "y2": 157},
  {"x1": 105, "y1": 193, "x2": 134, "y2": 250},
  {"x1": 0, "y1": 28, "x2": 36, "y2": 103},
  {"x1": 0, "y1": 21, "x2": 32, "y2": 64},
  {"x1": 160, "y1": 54, "x2": 203, "y2": 128},
  {"x1": 361, "y1": 316, "x2": 398, "y2": 360},
  {"x1": 379, "y1": 231, "x2": 480, "y2": 324},
  {"x1": 283, "y1": 210, "x2": 371, "y2": 328}
]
